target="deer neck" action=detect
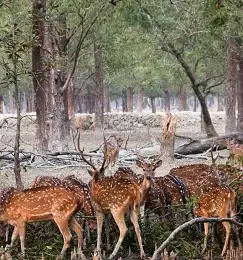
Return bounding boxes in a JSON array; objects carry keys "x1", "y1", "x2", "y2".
[{"x1": 139, "y1": 177, "x2": 152, "y2": 204}]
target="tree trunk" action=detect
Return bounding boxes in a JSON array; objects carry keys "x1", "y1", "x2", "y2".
[
  {"x1": 193, "y1": 94, "x2": 197, "y2": 112},
  {"x1": 175, "y1": 132, "x2": 243, "y2": 156},
  {"x1": 9, "y1": 90, "x2": 15, "y2": 113},
  {"x1": 150, "y1": 96, "x2": 156, "y2": 113},
  {"x1": 12, "y1": 22, "x2": 24, "y2": 189},
  {"x1": 178, "y1": 85, "x2": 189, "y2": 111},
  {"x1": 13, "y1": 75, "x2": 24, "y2": 190},
  {"x1": 94, "y1": 41, "x2": 104, "y2": 128},
  {"x1": 122, "y1": 89, "x2": 128, "y2": 112},
  {"x1": 193, "y1": 86, "x2": 218, "y2": 137},
  {"x1": 137, "y1": 88, "x2": 143, "y2": 113},
  {"x1": 163, "y1": 89, "x2": 170, "y2": 112},
  {"x1": 67, "y1": 77, "x2": 75, "y2": 119},
  {"x1": 225, "y1": 40, "x2": 237, "y2": 133},
  {"x1": 127, "y1": 87, "x2": 133, "y2": 112},
  {"x1": 237, "y1": 49, "x2": 243, "y2": 132},
  {"x1": 217, "y1": 93, "x2": 224, "y2": 111},
  {"x1": 104, "y1": 86, "x2": 110, "y2": 112},
  {"x1": 159, "y1": 113, "x2": 176, "y2": 164},
  {"x1": 32, "y1": 0, "x2": 50, "y2": 153}
]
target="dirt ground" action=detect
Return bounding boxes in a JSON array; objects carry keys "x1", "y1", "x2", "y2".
[{"x1": 0, "y1": 111, "x2": 228, "y2": 188}]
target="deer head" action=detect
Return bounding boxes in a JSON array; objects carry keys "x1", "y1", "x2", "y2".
[
  {"x1": 102, "y1": 134, "x2": 123, "y2": 174},
  {"x1": 77, "y1": 132, "x2": 107, "y2": 180},
  {"x1": 135, "y1": 154, "x2": 162, "y2": 178}
]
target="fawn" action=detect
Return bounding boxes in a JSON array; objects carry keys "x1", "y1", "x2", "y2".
[
  {"x1": 78, "y1": 134, "x2": 153, "y2": 259},
  {"x1": 0, "y1": 186, "x2": 86, "y2": 259},
  {"x1": 193, "y1": 185, "x2": 239, "y2": 256},
  {"x1": 103, "y1": 135, "x2": 123, "y2": 174}
]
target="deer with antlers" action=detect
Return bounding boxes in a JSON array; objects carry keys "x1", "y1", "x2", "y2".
[
  {"x1": 0, "y1": 186, "x2": 86, "y2": 259},
  {"x1": 103, "y1": 135, "x2": 123, "y2": 174},
  {"x1": 77, "y1": 133, "x2": 153, "y2": 259},
  {"x1": 193, "y1": 185, "x2": 239, "y2": 256}
]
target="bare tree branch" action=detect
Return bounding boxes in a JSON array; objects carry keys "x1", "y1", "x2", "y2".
[
  {"x1": 151, "y1": 217, "x2": 243, "y2": 260},
  {"x1": 61, "y1": 3, "x2": 108, "y2": 93}
]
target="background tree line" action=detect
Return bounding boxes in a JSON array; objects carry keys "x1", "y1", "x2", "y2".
[{"x1": 0, "y1": 0, "x2": 242, "y2": 152}]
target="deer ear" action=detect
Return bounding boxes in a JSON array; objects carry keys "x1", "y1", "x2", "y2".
[
  {"x1": 155, "y1": 160, "x2": 162, "y2": 168},
  {"x1": 136, "y1": 159, "x2": 144, "y2": 168}
]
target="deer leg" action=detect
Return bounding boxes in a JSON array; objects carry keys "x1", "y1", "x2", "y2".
[
  {"x1": 55, "y1": 219, "x2": 72, "y2": 258},
  {"x1": 69, "y1": 217, "x2": 83, "y2": 249},
  {"x1": 18, "y1": 225, "x2": 26, "y2": 257},
  {"x1": 96, "y1": 211, "x2": 104, "y2": 256},
  {"x1": 70, "y1": 217, "x2": 87, "y2": 260},
  {"x1": 221, "y1": 222, "x2": 231, "y2": 256},
  {"x1": 202, "y1": 222, "x2": 209, "y2": 254},
  {"x1": 130, "y1": 208, "x2": 146, "y2": 259},
  {"x1": 108, "y1": 210, "x2": 128, "y2": 259},
  {"x1": 105, "y1": 214, "x2": 111, "y2": 251},
  {"x1": 7, "y1": 226, "x2": 19, "y2": 249}
]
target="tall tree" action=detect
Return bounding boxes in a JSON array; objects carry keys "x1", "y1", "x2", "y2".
[
  {"x1": 225, "y1": 40, "x2": 237, "y2": 133},
  {"x1": 32, "y1": 0, "x2": 50, "y2": 153},
  {"x1": 94, "y1": 40, "x2": 104, "y2": 128}
]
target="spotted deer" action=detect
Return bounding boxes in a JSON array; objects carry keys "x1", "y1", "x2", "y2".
[
  {"x1": 114, "y1": 155, "x2": 188, "y2": 218},
  {"x1": 193, "y1": 185, "x2": 239, "y2": 256},
  {"x1": 78, "y1": 134, "x2": 153, "y2": 259},
  {"x1": 62, "y1": 175, "x2": 96, "y2": 229},
  {"x1": 0, "y1": 186, "x2": 86, "y2": 259},
  {"x1": 31, "y1": 175, "x2": 96, "y2": 230},
  {"x1": 103, "y1": 135, "x2": 123, "y2": 174},
  {"x1": 169, "y1": 163, "x2": 221, "y2": 197}
]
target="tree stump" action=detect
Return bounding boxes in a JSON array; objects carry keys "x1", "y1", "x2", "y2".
[{"x1": 159, "y1": 113, "x2": 177, "y2": 164}]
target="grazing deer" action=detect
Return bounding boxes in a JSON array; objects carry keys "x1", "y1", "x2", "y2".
[
  {"x1": 193, "y1": 185, "x2": 238, "y2": 256},
  {"x1": 103, "y1": 135, "x2": 123, "y2": 174},
  {"x1": 0, "y1": 186, "x2": 86, "y2": 259},
  {"x1": 78, "y1": 135, "x2": 152, "y2": 259},
  {"x1": 169, "y1": 163, "x2": 221, "y2": 197}
]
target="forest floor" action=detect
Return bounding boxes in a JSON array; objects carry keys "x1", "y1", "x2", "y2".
[
  {"x1": 0, "y1": 111, "x2": 235, "y2": 260},
  {"x1": 0, "y1": 111, "x2": 228, "y2": 188}
]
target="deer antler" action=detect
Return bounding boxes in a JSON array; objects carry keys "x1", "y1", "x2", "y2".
[
  {"x1": 77, "y1": 132, "x2": 97, "y2": 171},
  {"x1": 100, "y1": 132, "x2": 108, "y2": 172}
]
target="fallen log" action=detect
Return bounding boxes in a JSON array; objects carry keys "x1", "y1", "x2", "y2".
[{"x1": 175, "y1": 132, "x2": 243, "y2": 155}]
